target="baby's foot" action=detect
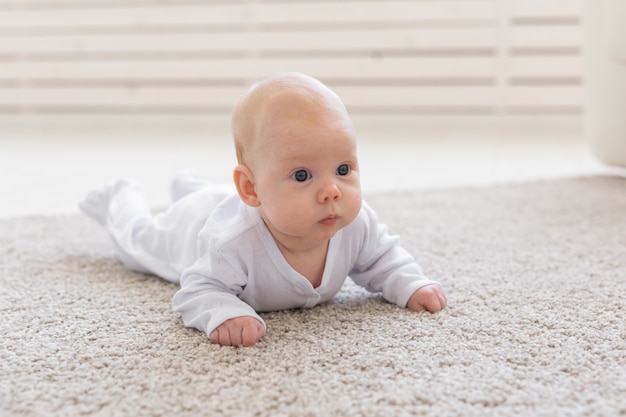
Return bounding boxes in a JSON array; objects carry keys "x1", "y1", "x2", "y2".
[
  {"x1": 170, "y1": 169, "x2": 208, "y2": 202},
  {"x1": 79, "y1": 179, "x2": 141, "y2": 226}
]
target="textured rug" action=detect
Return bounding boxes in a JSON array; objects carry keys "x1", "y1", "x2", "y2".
[{"x1": 2, "y1": 176, "x2": 625, "y2": 417}]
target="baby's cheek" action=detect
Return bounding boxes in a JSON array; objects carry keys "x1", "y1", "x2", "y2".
[
  {"x1": 348, "y1": 191, "x2": 363, "y2": 219},
  {"x1": 274, "y1": 205, "x2": 311, "y2": 232}
]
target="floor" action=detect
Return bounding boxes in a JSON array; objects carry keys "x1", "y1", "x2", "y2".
[{"x1": 0, "y1": 115, "x2": 621, "y2": 219}]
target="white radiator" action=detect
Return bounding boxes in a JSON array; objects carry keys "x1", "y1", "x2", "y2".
[{"x1": 0, "y1": 0, "x2": 583, "y2": 116}]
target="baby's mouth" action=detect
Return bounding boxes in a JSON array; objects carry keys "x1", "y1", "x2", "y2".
[{"x1": 320, "y1": 215, "x2": 339, "y2": 226}]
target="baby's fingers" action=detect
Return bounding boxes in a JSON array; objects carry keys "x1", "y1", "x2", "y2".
[
  {"x1": 210, "y1": 327, "x2": 232, "y2": 346},
  {"x1": 241, "y1": 321, "x2": 264, "y2": 347},
  {"x1": 436, "y1": 291, "x2": 448, "y2": 310},
  {"x1": 210, "y1": 317, "x2": 265, "y2": 347},
  {"x1": 407, "y1": 284, "x2": 447, "y2": 313},
  {"x1": 423, "y1": 286, "x2": 447, "y2": 313}
]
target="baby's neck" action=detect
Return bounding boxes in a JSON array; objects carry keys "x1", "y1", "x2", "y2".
[{"x1": 275, "y1": 240, "x2": 329, "y2": 289}]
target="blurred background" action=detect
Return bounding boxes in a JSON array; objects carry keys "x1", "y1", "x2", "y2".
[{"x1": 0, "y1": 0, "x2": 622, "y2": 218}]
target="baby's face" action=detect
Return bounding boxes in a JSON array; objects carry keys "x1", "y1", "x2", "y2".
[{"x1": 250, "y1": 99, "x2": 362, "y2": 250}]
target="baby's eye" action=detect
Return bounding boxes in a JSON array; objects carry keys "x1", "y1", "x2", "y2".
[
  {"x1": 291, "y1": 169, "x2": 311, "y2": 182},
  {"x1": 336, "y1": 164, "x2": 350, "y2": 176}
]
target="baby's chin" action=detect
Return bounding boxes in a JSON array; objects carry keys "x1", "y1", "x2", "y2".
[{"x1": 316, "y1": 218, "x2": 354, "y2": 239}]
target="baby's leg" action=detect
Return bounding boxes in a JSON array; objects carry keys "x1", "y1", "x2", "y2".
[
  {"x1": 170, "y1": 169, "x2": 210, "y2": 202},
  {"x1": 80, "y1": 179, "x2": 154, "y2": 274},
  {"x1": 80, "y1": 177, "x2": 228, "y2": 283},
  {"x1": 79, "y1": 179, "x2": 142, "y2": 226}
]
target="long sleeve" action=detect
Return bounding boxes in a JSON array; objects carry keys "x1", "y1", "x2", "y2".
[
  {"x1": 348, "y1": 202, "x2": 439, "y2": 308},
  {"x1": 171, "y1": 196, "x2": 270, "y2": 337},
  {"x1": 172, "y1": 252, "x2": 265, "y2": 337}
]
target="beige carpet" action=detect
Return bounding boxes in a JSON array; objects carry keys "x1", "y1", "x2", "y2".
[{"x1": 2, "y1": 176, "x2": 626, "y2": 417}]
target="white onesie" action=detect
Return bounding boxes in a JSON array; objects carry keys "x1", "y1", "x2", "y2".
[{"x1": 95, "y1": 183, "x2": 439, "y2": 337}]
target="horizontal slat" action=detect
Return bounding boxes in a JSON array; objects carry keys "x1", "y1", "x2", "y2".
[
  {"x1": 0, "y1": 104, "x2": 581, "y2": 115},
  {"x1": 510, "y1": 77, "x2": 581, "y2": 86},
  {"x1": 0, "y1": 87, "x2": 583, "y2": 118},
  {"x1": 509, "y1": 56, "x2": 582, "y2": 78},
  {"x1": 0, "y1": 0, "x2": 491, "y2": 9},
  {"x1": 509, "y1": 26, "x2": 582, "y2": 49},
  {"x1": 0, "y1": 28, "x2": 498, "y2": 56},
  {"x1": 1, "y1": 85, "x2": 581, "y2": 108},
  {"x1": 3, "y1": 0, "x2": 245, "y2": 9},
  {"x1": 0, "y1": 77, "x2": 496, "y2": 88},
  {"x1": 0, "y1": 86, "x2": 500, "y2": 107},
  {"x1": 0, "y1": 0, "x2": 499, "y2": 9},
  {"x1": 0, "y1": 105, "x2": 506, "y2": 116},
  {"x1": 0, "y1": 86, "x2": 240, "y2": 107},
  {"x1": 0, "y1": 0, "x2": 583, "y2": 15},
  {"x1": 0, "y1": 1, "x2": 497, "y2": 31},
  {"x1": 0, "y1": 26, "x2": 583, "y2": 57},
  {"x1": 510, "y1": 17, "x2": 580, "y2": 27},
  {"x1": 0, "y1": 0, "x2": 583, "y2": 26},
  {"x1": 507, "y1": 106, "x2": 581, "y2": 115},
  {"x1": 509, "y1": 0, "x2": 582, "y2": 18},
  {"x1": 0, "y1": 57, "x2": 499, "y2": 79},
  {"x1": 508, "y1": 86, "x2": 583, "y2": 106},
  {"x1": 0, "y1": 50, "x2": 499, "y2": 62},
  {"x1": 0, "y1": 57, "x2": 583, "y2": 80}
]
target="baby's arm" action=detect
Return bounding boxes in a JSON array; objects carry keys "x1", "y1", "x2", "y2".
[
  {"x1": 173, "y1": 264, "x2": 267, "y2": 347},
  {"x1": 349, "y1": 202, "x2": 447, "y2": 313},
  {"x1": 210, "y1": 316, "x2": 265, "y2": 347},
  {"x1": 406, "y1": 284, "x2": 447, "y2": 313}
]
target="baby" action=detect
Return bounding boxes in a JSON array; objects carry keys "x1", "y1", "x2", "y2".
[{"x1": 80, "y1": 72, "x2": 447, "y2": 347}]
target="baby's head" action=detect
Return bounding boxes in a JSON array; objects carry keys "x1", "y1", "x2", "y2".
[
  {"x1": 231, "y1": 73, "x2": 362, "y2": 249},
  {"x1": 231, "y1": 72, "x2": 353, "y2": 167}
]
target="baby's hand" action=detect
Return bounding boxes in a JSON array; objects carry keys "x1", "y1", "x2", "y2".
[
  {"x1": 406, "y1": 284, "x2": 447, "y2": 313},
  {"x1": 210, "y1": 316, "x2": 265, "y2": 347}
]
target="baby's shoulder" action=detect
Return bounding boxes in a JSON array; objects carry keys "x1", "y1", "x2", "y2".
[
  {"x1": 350, "y1": 200, "x2": 381, "y2": 227},
  {"x1": 199, "y1": 195, "x2": 260, "y2": 249},
  {"x1": 340, "y1": 200, "x2": 380, "y2": 241}
]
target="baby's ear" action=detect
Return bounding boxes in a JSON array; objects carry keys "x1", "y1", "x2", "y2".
[{"x1": 233, "y1": 164, "x2": 260, "y2": 207}]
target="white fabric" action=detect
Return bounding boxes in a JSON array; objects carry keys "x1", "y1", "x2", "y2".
[{"x1": 105, "y1": 187, "x2": 438, "y2": 337}]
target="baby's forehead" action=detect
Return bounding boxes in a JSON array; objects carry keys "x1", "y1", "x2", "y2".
[{"x1": 234, "y1": 73, "x2": 353, "y2": 152}]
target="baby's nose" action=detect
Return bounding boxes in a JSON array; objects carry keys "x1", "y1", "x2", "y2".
[{"x1": 318, "y1": 181, "x2": 342, "y2": 202}]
